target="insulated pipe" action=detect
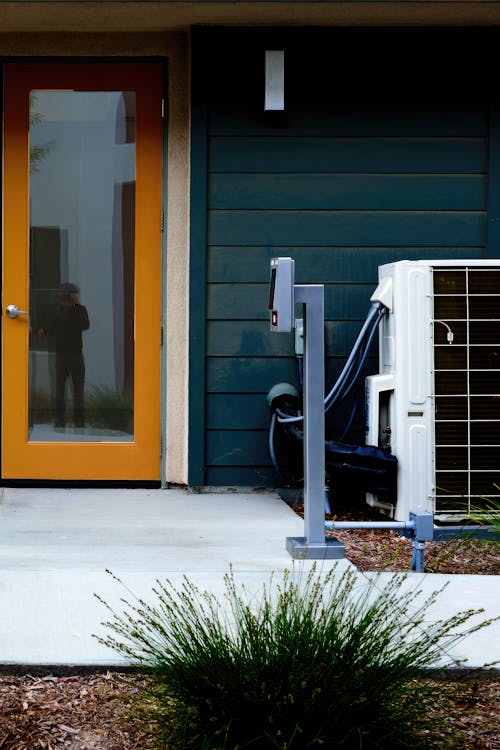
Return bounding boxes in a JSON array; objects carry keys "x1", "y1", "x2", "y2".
[
  {"x1": 274, "y1": 302, "x2": 387, "y2": 424},
  {"x1": 324, "y1": 303, "x2": 382, "y2": 410},
  {"x1": 328, "y1": 304, "x2": 386, "y2": 409}
]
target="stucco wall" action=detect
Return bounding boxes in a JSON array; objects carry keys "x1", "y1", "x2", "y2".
[{"x1": 0, "y1": 32, "x2": 191, "y2": 484}]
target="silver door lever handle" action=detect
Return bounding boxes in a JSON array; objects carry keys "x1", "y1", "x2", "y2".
[{"x1": 5, "y1": 304, "x2": 29, "y2": 319}]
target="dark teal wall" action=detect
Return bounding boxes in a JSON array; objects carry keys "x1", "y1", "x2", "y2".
[{"x1": 190, "y1": 27, "x2": 496, "y2": 486}]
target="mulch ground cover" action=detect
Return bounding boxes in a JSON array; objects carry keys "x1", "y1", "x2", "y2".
[
  {"x1": 293, "y1": 502, "x2": 500, "y2": 575},
  {"x1": 0, "y1": 672, "x2": 155, "y2": 750},
  {"x1": 0, "y1": 672, "x2": 499, "y2": 749}
]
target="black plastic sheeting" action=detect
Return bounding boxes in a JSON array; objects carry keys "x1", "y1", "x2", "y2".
[
  {"x1": 270, "y1": 395, "x2": 397, "y2": 504},
  {"x1": 324, "y1": 440, "x2": 397, "y2": 501}
]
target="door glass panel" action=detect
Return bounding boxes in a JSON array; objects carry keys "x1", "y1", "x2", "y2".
[{"x1": 28, "y1": 91, "x2": 135, "y2": 442}]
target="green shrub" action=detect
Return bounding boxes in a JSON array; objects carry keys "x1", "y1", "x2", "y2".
[
  {"x1": 95, "y1": 565, "x2": 495, "y2": 750},
  {"x1": 469, "y1": 491, "x2": 500, "y2": 531}
]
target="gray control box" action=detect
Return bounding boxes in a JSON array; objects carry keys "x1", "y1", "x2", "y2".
[{"x1": 269, "y1": 257, "x2": 295, "y2": 332}]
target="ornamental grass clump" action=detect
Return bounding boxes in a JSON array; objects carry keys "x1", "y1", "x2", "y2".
[
  {"x1": 95, "y1": 566, "x2": 495, "y2": 749},
  {"x1": 469, "y1": 491, "x2": 500, "y2": 533}
]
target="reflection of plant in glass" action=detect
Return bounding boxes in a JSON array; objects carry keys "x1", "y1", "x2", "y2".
[
  {"x1": 29, "y1": 388, "x2": 52, "y2": 424},
  {"x1": 30, "y1": 94, "x2": 53, "y2": 174},
  {"x1": 86, "y1": 386, "x2": 133, "y2": 433}
]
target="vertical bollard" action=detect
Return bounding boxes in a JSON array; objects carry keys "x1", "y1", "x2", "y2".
[{"x1": 286, "y1": 285, "x2": 345, "y2": 559}]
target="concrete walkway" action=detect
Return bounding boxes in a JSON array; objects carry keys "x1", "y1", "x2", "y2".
[{"x1": 0, "y1": 487, "x2": 498, "y2": 671}]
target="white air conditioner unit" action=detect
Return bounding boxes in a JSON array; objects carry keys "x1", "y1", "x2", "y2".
[{"x1": 366, "y1": 259, "x2": 500, "y2": 522}]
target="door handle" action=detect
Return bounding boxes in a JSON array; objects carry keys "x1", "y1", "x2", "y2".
[{"x1": 5, "y1": 304, "x2": 29, "y2": 319}]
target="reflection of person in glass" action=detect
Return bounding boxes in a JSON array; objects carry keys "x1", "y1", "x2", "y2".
[{"x1": 41, "y1": 283, "x2": 90, "y2": 428}]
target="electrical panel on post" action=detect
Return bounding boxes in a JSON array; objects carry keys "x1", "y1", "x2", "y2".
[{"x1": 269, "y1": 257, "x2": 295, "y2": 332}]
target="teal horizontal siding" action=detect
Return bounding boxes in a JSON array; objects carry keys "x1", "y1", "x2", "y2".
[
  {"x1": 207, "y1": 321, "x2": 374, "y2": 357},
  {"x1": 206, "y1": 356, "x2": 374, "y2": 395},
  {"x1": 209, "y1": 174, "x2": 486, "y2": 211},
  {"x1": 207, "y1": 321, "x2": 295, "y2": 356},
  {"x1": 207, "y1": 283, "x2": 375, "y2": 320},
  {"x1": 207, "y1": 394, "x2": 270, "y2": 430},
  {"x1": 209, "y1": 137, "x2": 487, "y2": 174},
  {"x1": 207, "y1": 356, "x2": 298, "y2": 393},
  {"x1": 207, "y1": 246, "x2": 486, "y2": 283},
  {"x1": 195, "y1": 28, "x2": 492, "y2": 487},
  {"x1": 210, "y1": 102, "x2": 488, "y2": 139},
  {"x1": 205, "y1": 466, "x2": 277, "y2": 486},
  {"x1": 208, "y1": 210, "x2": 486, "y2": 248},
  {"x1": 207, "y1": 430, "x2": 271, "y2": 466},
  {"x1": 204, "y1": 391, "x2": 373, "y2": 430}
]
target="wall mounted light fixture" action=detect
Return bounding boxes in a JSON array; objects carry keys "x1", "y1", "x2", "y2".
[{"x1": 264, "y1": 50, "x2": 285, "y2": 111}]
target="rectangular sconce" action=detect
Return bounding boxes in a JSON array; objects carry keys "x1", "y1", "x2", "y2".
[{"x1": 264, "y1": 50, "x2": 285, "y2": 111}]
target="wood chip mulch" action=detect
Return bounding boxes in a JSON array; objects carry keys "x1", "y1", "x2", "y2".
[
  {"x1": 0, "y1": 672, "x2": 499, "y2": 749},
  {"x1": 0, "y1": 672, "x2": 157, "y2": 750},
  {"x1": 293, "y1": 503, "x2": 500, "y2": 575}
]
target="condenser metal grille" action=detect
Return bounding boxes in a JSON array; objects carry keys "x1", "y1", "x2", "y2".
[{"x1": 433, "y1": 266, "x2": 500, "y2": 517}]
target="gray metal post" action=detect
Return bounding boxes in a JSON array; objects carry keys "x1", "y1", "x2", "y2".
[{"x1": 286, "y1": 285, "x2": 345, "y2": 560}]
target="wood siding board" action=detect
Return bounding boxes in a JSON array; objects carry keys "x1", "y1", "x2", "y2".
[
  {"x1": 209, "y1": 105, "x2": 489, "y2": 138},
  {"x1": 209, "y1": 174, "x2": 486, "y2": 211},
  {"x1": 207, "y1": 356, "x2": 298, "y2": 394},
  {"x1": 205, "y1": 466, "x2": 277, "y2": 486},
  {"x1": 208, "y1": 210, "x2": 486, "y2": 247},
  {"x1": 207, "y1": 383, "x2": 378, "y2": 431},
  {"x1": 206, "y1": 357, "x2": 298, "y2": 393},
  {"x1": 207, "y1": 246, "x2": 486, "y2": 283},
  {"x1": 207, "y1": 394, "x2": 271, "y2": 430},
  {"x1": 207, "y1": 356, "x2": 377, "y2": 395},
  {"x1": 207, "y1": 321, "x2": 295, "y2": 357},
  {"x1": 207, "y1": 282, "x2": 377, "y2": 320},
  {"x1": 207, "y1": 321, "x2": 377, "y2": 357},
  {"x1": 206, "y1": 429, "x2": 272, "y2": 466},
  {"x1": 209, "y1": 137, "x2": 487, "y2": 174}
]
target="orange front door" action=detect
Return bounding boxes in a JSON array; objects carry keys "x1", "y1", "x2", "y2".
[{"x1": 3, "y1": 63, "x2": 163, "y2": 480}]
